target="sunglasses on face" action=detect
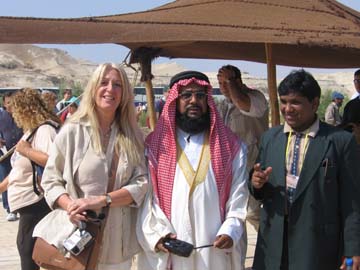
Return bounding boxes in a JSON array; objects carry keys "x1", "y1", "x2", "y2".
[{"x1": 179, "y1": 91, "x2": 207, "y2": 101}]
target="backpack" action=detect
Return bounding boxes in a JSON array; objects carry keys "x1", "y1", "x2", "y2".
[{"x1": 26, "y1": 121, "x2": 61, "y2": 195}]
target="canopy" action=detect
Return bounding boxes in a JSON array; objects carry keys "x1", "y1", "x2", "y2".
[
  {"x1": 1, "y1": 0, "x2": 360, "y2": 126},
  {"x1": 1, "y1": 0, "x2": 359, "y2": 67}
]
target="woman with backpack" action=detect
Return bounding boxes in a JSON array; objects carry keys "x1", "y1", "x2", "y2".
[{"x1": 0, "y1": 88, "x2": 61, "y2": 270}]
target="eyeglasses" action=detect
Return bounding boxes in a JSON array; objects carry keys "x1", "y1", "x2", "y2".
[
  {"x1": 354, "y1": 79, "x2": 360, "y2": 83},
  {"x1": 179, "y1": 91, "x2": 207, "y2": 101}
]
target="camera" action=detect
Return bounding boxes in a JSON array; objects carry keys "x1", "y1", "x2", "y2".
[
  {"x1": 163, "y1": 238, "x2": 194, "y2": 257},
  {"x1": 63, "y1": 222, "x2": 93, "y2": 256}
]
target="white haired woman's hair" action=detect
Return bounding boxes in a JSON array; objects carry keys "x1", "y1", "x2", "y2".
[{"x1": 70, "y1": 63, "x2": 144, "y2": 164}]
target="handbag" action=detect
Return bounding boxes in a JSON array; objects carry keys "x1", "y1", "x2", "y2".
[
  {"x1": 32, "y1": 151, "x2": 119, "y2": 270},
  {"x1": 32, "y1": 220, "x2": 100, "y2": 270}
]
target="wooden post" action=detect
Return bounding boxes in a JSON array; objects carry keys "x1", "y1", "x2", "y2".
[
  {"x1": 265, "y1": 43, "x2": 280, "y2": 127},
  {"x1": 145, "y1": 79, "x2": 156, "y2": 130}
]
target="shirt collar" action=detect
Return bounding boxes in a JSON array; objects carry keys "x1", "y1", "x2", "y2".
[{"x1": 283, "y1": 117, "x2": 319, "y2": 138}]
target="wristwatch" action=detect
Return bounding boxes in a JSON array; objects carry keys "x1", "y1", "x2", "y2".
[{"x1": 105, "y1": 194, "x2": 112, "y2": 207}]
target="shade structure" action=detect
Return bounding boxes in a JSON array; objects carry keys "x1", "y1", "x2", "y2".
[
  {"x1": 1, "y1": 0, "x2": 360, "y2": 67},
  {"x1": 1, "y1": 0, "x2": 360, "y2": 126}
]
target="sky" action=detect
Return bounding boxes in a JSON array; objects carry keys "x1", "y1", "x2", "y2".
[{"x1": 1, "y1": 0, "x2": 359, "y2": 79}]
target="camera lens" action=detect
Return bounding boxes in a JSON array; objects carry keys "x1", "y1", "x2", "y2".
[{"x1": 72, "y1": 246, "x2": 80, "y2": 255}]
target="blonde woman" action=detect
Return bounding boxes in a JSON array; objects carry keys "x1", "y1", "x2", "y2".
[
  {"x1": 0, "y1": 88, "x2": 60, "y2": 270},
  {"x1": 33, "y1": 63, "x2": 148, "y2": 270}
]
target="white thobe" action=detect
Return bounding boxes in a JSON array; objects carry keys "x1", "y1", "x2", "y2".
[{"x1": 136, "y1": 129, "x2": 249, "y2": 270}]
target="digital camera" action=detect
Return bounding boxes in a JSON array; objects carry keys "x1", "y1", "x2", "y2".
[
  {"x1": 163, "y1": 238, "x2": 194, "y2": 257},
  {"x1": 63, "y1": 222, "x2": 93, "y2": 256}
]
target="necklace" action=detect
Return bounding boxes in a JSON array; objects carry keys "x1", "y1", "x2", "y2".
[
  {"x1": 100, "y1": 126, "x2": 111, "y2": 137},
  {"x1": 100, "y1": 127, "x2": 112, "y2": 152},
  {"x1": 102, "y1": 129, "x2": 111, "y2": 138}
]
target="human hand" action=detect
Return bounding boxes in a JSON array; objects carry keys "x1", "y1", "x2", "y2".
[
  {"x1": 15, "y1": 140, "x2": 32, "y2": 157},
  {"x1": 0, "y1": 138, "x2": 5, "y2": 148},
  {"x1": 217, "y1": 67, "x2": 236, "y2": 82},
  {"x1": 66, "y1": 196, "x2": 105, "y2": 226},
  {"x1": 155, "y1": 233, "x2": 177, "y2": 253},
  {"x1": 0, "y1": 177, "x2": 8, "y2": 193},
  {"x1": 340, "y1": 256, "x2": 360, "y2": 270},
  {"x1": 251, "y1": 163, "x2": 272, "y2": 189},
  {"x1": 217, "y1": 67, "x2": 236, "y2": 95},
  {"x1": 213, "y1": 234, "x2": 233, "y2": 249}
]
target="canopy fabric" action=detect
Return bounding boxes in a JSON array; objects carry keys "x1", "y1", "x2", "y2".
[{"x1": 1, "y1": 0, "x2": 360, "y2": 68}]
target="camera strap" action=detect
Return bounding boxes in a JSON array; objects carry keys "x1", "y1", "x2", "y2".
[
  {"x1": 194, "y1": 244, "x2": 213, "y2": 249},
  {"x1": 86, "y1": 150, "x2": 119, "y2": 269}
]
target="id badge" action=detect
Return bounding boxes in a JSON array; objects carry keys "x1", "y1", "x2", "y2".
[{"x1": 286, "y1": 174, "x2": 299, "y2": 189}]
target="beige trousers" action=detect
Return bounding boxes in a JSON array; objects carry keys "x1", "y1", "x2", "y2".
[{"x1": 240, "y1": 194, "x2": 260, "y2": 269}]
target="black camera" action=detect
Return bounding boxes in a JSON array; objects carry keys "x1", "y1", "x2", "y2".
[{"x1": 162, "y1": 238, "x2": 194, "y2": 257}]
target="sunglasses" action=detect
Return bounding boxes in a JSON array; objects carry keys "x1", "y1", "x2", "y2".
[{"x1": 179, "y1": 91, "x2": 207, "y2": 101}]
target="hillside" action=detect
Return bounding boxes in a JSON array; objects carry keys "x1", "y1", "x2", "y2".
[{"x1": 0, "y1": 44, "x2": 356, "y2": 97}]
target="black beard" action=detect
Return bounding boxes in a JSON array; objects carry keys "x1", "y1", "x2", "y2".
[{"x1": 176, "y1": 110, "x2": 210, "y2": 134}]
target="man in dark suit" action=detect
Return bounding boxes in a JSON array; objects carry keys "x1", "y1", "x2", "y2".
[{"x1": 250, "y1": 69, "x2": 360, "y2": 270}]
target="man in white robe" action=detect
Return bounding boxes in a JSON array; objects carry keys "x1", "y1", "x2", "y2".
[{"x1": 136, "y1": 71, "x2": 249, "y2": 270}]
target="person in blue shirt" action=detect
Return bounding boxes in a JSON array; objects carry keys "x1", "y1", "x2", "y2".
[
  {"x1": 0, "y1": 91, "x2": 23, "y2": 221},
  {"x1": 155, "y1": 87, "x2": 169, "y2": 119}
]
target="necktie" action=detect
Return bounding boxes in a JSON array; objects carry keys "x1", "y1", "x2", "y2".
[
  {"x1": 291, "y1": 133, "x2": 302, "y2": 175},
  {"x1": 288, "y1": 133, "x2": 302, "y2": 204}
]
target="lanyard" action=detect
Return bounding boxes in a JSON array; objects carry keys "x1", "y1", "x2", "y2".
[{"x1": 285, "y1": 129, "x2": 310, "y2": 173}]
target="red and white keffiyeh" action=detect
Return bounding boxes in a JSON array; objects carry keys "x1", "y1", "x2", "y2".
[{"x1": 145, "y1": 77, "x2": 240, "y2": 222}]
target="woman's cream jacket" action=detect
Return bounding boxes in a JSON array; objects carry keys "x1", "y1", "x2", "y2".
[{"x1": 33, "y1": 119, "x2": 148, "y2": 263}]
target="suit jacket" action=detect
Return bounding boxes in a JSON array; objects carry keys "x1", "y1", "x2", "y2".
[{"x1": 250, "y1": 122, "x2": 360, "y2": 270}]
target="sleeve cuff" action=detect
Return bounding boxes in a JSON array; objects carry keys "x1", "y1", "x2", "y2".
[
  {"x1": 216, "y1": 217, "x2": 244, "y2": 244},
  {"x1": 123, "y1": 183, "x2": 148, "y2": 207},
  {"x1": 45, "y1": 187, "x2": 67, "y2": 209},
  {"x1": 243, "y1": 90, "x2": 268, "y2": 117}
]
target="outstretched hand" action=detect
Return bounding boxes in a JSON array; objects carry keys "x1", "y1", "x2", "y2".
[{"x1": 251, "y1": 163, "x2": 272, "y2": 189}]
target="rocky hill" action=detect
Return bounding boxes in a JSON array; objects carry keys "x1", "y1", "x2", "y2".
[
  {"x1": 0, "y1": 44, "x2": 356, "y2": 97},
  {"x1": 0, "y1": 44, "x2": 99, "y2": 88}
]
